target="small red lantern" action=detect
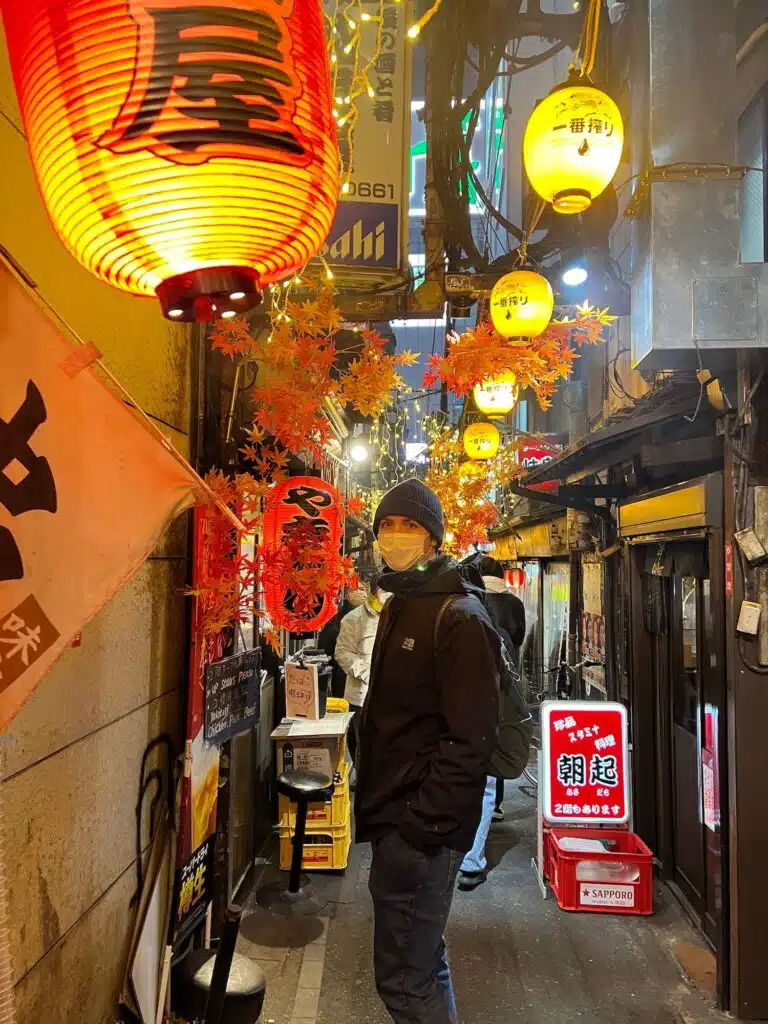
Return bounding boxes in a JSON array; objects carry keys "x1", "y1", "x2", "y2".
[
  {"x1": 507, "y1": 567, "x2": 526, "y2": 590},
  {"x1": 261, "y1": 476, "x2": 343, "y2": 633},
  {"x1": 1, "y1": 0, "x2": 339, "y2": 321}
]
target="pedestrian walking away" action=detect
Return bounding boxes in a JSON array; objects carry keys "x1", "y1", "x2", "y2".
[
  {"x1": 457, "y1": 556, "x2": 526, "y2": 891},
  {"x1": 355, "y1": 479, "x2": 500, "y2": 1024}
]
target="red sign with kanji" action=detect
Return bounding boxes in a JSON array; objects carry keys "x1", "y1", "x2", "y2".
[{"x1": 541, "y1": 701, "x2": 630, "y2": 826}]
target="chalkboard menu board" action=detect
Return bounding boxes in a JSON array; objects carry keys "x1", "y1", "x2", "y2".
[{"x1": 204, "y1": 648, "x2": 261, "y2": 746}]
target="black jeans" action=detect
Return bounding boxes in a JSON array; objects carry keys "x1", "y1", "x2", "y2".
[{"x1": 369, "y1": 831, "x2": 462, "y2": 1023}]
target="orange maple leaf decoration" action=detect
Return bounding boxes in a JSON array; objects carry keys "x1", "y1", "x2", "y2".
[
  {"x1": 425, "y1": 428, "x2": 523, "y2": 557},
  {"x1": 424, "y1": 303, "x2": 614, "y2": 410},
  {"x1": 211, "y1": 290, "x2": 416, "y2": 462},
  {"x1": 189, "y1": 472, "x2": 361, "y2": 650}
]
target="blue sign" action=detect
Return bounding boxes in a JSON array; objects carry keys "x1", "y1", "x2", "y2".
[{"x1": 323, "y1": 202, "x2": 400, "y2": 270}]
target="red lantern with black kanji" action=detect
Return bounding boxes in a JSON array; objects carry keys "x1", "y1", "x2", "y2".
[
  {"x1": 261, "y1": 476, "x2": 343, "y2": 633},
  {"x1": 1, "y1": 0, "x2": 339, "y2": 321}
]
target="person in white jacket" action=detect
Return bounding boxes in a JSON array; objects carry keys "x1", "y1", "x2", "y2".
[{"x1": 335, "y1": 575, "x2": 387, "y2": 763}]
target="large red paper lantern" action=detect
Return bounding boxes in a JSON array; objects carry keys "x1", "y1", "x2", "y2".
[
  {"x1": 1, "y1": 0, "x2": 339, "y2": 320},
  {"x1": 261, "y1": 476, "x2": 343, "y2": 633}
]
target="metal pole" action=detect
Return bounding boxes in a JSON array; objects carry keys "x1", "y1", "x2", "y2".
[
  {"x1": 203, "y1": 903, "x2": 242, "y2": 1024},
  {"x1": 288, "y1": 799, "x2": 308, "y2": 894}
]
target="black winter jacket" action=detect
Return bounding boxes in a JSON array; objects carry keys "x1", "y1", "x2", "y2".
[{"x1": 355, "y1": 556, "x2": 500, "y2": 854}]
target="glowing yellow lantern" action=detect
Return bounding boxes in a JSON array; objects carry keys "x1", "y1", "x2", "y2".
[
  {"x1": 2, "y1": 0, "x2": 340, "y2": 321},
  {"x1": 474, "y1": 373, "x2": 519, "y2": 417},
  {"x1": 459, "y1": 460, "x2": 486, "y2": 480},
  {"x1": 490, "y1": 271, "x2": 554, "y2": 341},
  {"x1": 523, "y1": 84, "x2": 624, "y2": 215},
  {"x1": 463, "y1": 423, "x2": 500, "y2": 461}
]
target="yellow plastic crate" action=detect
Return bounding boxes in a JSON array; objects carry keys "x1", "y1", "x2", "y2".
[
  {"x1": 278, "y1": 762, "x2": 350, "y2": 831},
  {"x1": 279, "y1": 820, "x2": 351, "y2": 871},
  {"x1": 326, "y1": 697, "x2": 350, "y2": 713}
]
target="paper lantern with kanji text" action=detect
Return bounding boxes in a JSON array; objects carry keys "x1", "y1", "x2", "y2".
[
  {"x1": 490, "y1": 271, "x2": 553, "y2": 341},
  {"x1": 261, "y1": 476, "x2": 343, "y2": 633},
  {"x1": 463, "y1": 423, "x2": 500, "y2": 461},
  {"x1": 473, "y1": 373, "x2": 519, "y2": 417},
  {"x1": 524, "y1": 83, "x2": 624, "y2": 216},
  {"x1": 1, "y1": 0, "x2": 340, "y2": 321}
]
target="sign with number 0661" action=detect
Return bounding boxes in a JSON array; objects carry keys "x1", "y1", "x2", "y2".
[{"x1": 541, "y1": 701, "x2": 630, "y2": 826}]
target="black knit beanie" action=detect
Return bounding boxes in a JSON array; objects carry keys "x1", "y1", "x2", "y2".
[{"x1": 373, "y1": 479, "x2": 444, "y2": 546}]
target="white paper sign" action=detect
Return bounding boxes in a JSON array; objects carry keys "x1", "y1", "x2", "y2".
[
  {"x1": 285, "y1": 662, "x2": 319, "y2": 721},
  {"x1": 579, "y1": 883, "x2": 635, "y2": 908}
]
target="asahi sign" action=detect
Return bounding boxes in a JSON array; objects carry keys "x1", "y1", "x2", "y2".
[{"x1": 323, "y1": 0, "x2": 410, "y2": 277}]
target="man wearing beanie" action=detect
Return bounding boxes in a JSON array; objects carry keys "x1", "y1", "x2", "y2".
[{"x1": 356, "y1": 479, "x2": 500, "y2": 1024}]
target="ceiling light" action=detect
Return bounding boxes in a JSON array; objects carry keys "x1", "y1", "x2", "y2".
[
  {"x1": 562, "y1": 265, "x2": 589, "y2": 287},
  {"x1": 350, "y1": 443, "x2": 369, "y2": 463}
]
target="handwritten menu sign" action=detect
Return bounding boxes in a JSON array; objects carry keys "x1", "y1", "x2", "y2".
[
  {"x1": 204, "y1": 648, "x2": 261, "y2": 745},
  {"x1": 285, "y1": 662, "x2": 320, "y2": 721}
]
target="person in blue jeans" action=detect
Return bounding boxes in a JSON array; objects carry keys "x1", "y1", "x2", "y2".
[
  {"x1": 457, "y1": 557, "x2": 525, "y2": 892},
  {"x1": 356, "y1": 481, "x2": 501, "y2": 1024},
  {"x1": 457, "y1": 776, "x2": 499, "y2": 888}
]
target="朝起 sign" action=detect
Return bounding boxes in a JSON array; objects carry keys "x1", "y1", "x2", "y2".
[{"x1": 541, "y1": 701, "x2": 630, "y2": 826}]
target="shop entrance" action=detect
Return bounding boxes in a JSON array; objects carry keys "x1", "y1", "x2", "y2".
[{"x1": 629, "y1": 533, "x2": 727, "y2": 974}]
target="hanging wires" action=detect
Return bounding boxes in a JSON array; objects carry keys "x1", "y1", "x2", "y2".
[
  {"x1": 407, "y1": 0, "x2": 443, "y2": 39},
  {"x1": 571, "y1": 0, "x2": 601, "y2": 79}
]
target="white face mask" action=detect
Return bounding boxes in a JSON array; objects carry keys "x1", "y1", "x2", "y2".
[
  {"x1": 378, "y1": 533, "x2": 429, "y2": 573},
  {"x1": 348, "y1": 589, "x2": 367, "y2": 608}
]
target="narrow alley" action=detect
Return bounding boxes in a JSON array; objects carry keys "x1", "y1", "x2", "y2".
[{"x1": 239, "y1": 781, "x2": 727, "y2": 1024}]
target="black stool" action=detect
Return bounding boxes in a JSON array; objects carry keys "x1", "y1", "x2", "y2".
[
  {"x1": 172, "y1": 905, "x2": 266, "y2": 1024},
  {"x1": 257, "y1": 769, "x2": 334, "y2": 916}
]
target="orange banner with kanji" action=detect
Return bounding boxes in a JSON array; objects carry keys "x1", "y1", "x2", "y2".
[{"x1": 0, "y1": 261, "x2": 210, "y2": 729}]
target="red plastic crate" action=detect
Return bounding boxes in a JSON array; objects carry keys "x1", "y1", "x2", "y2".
[{"x1": 549, "y1": 828, "x2": 653, "y2": 915}]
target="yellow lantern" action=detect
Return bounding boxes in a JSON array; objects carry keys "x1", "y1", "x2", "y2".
[
  {"x1": 474, "y1": 373, "x2": 519, "y2": 417},
  {"x1": 523, "y1": 84, "x2": 624, "y2": 215},
  {"x1": 463, "y1": 423, "x2": 500, "y2": 461},
  {"x1": 459, "y1": 460, "x2": 486, "y2": 480},
  {"x1": 490, "y1": 271, "x2": 554, "y2": 341}
]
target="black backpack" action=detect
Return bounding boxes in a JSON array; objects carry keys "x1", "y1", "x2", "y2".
[{"x1": 434, "y1": 595, "x2": 533, "y2": 780}]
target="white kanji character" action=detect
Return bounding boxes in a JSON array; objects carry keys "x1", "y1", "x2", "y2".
[
  {"x1": 565, "y1": 716, "x2": 576, "y2": 729},
  {"x1": 554, "y1": 720, "x2": 566, "y2": 732},
  {"x1": 563, "y1": 803, "x2": 573, "y2": 814},
  {"x1": 0, "y1": 624, "x2": 42, "y2": 666},
  {"x1": 1, "y1": 613, "x2": 25, "y2": 633}
]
